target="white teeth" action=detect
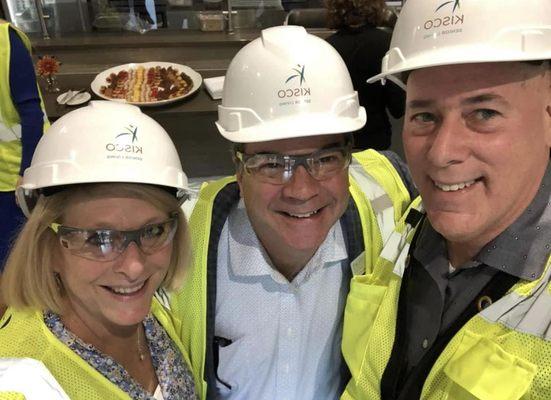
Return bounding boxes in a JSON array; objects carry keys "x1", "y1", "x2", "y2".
[
  {"x1": 434, "y1": 179, "x2": 476, "y2": 192},
  {"x1": 288, "y1": 210, "x2": 319, "y2": 218},
  {"x1": 109, "y1": 282, "x2": 145, "y2": 294}
]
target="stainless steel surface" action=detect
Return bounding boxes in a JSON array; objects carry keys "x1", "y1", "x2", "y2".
[
  {"x1": 226, "y1": 0, "x2": 233, "y2": 34},
  {"x1": 33, "y1": 0, "x2": 49, "y2": 38}
]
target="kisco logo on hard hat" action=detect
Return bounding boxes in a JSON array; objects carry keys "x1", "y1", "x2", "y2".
[
  {"x1": 116, "y1": 125, "x2": 139, "y2": 142},
  {"x1": 16, "y1": 101, "x2": 189, "y2": 216},
  {"x1": 285, "y1": 65, "x2": 306, "y2": 85},
  {"x1": 105, "y1": 125, "x2": 143, "y2": 157},
  {"x1": 435, "y1": 0, "x2": 460, "y2": 13},
  {"x1": 277, "y1": 64, "x2": 312, "y2": 101},
  {"x1": 368, "y1": 0, "x2": 551, "y2": 89},
  {"x1": 423, "y1": 0, "x2": 463, "y2": 32},
  {"x1": 216, "y1": 25, "x2": 366, "y2": 143}
]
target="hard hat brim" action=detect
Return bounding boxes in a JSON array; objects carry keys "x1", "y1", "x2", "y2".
[{"x1": 216, "y1": 108, "x2": 367, "y2": 143}]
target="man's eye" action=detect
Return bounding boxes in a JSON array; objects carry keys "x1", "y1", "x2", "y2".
[
  {"x1": 258, "y1": 162, "x2": 284, "y2": 171},
  {"x1": 472, "y1": 109, "x2": 500, "y2": 121},
  {"x1": 411, "y1": 112, "x2": 435, "y2": 123},
  {"x1": 318, "y1": 154, "x2": 340, "y2": 164}
]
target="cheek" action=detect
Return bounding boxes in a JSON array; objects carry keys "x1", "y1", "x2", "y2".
[
  {"x1": 403, "y1": 137, "x2": 428, "y2": 180},
  {"x1": 326, "y1": 173, "x2": 350, "y2": 208},
  {"x1": 241, "y1": 180, "x2": 279, "y2": 210},
  {"x1": 155, "y1": 244, "x2": 174, "y2": 271}
]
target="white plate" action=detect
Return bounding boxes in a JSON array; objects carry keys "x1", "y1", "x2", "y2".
[
  {"x1": 90, "y1": 62, "x2": 202, "y2": 107},
  {"x1": 57, "y1": 91, "x2": 91, "y2": 106}
]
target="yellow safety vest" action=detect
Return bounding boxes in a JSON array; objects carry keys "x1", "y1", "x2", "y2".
[
  {"x1": 170, "y1": 149, "x2": 413, "y2": 399},
  {"x1": 0, "y1": 299, "x2": 199, "y2": 399},
  {"x1": 342, "y1": 198, "x2": 551, "y2": 400},
  {"x1": 0, "y1": 22, "x2": 49, "y2": 192}
]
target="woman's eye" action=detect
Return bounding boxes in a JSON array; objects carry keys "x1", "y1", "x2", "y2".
[
  {"x1": 144, "y1": 224, "x2": 165, "y2": 238},
  {"x1": 85, "y1": 232, "x2": 111, "y2": 247}
]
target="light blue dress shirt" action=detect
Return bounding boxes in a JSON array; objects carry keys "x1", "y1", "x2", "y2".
[{"x1": 214, "y1": 199, "x2": 350, "y2": 400}]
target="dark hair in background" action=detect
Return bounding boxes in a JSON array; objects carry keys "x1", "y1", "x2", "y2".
[{"x1": 326, "y1": 0, "x2": 388, "y2": 29}]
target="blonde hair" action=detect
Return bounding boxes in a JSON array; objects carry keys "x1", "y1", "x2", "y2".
[{"x1": 0, "y1": 183, "x2": 190, "y2": 313}]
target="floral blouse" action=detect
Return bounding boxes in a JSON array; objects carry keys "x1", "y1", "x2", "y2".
[{"x1": 44, "y1": 311, "x2": 196, "y2": 400}]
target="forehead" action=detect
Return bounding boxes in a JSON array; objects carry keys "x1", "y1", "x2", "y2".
[
  {"x1": 244, "y1": 134, "x2": 345, "y2": 155},
  {"x1": 62, "y1": 194, "x2": 164, "y2": 228},
  {"x1": 406, "y1": 62, "x2": 542, "y2": 101}
]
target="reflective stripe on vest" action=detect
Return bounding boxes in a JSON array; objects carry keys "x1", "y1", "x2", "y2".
[{"x1": 0, "y1": 123, "x2": 21, "y2": 142}]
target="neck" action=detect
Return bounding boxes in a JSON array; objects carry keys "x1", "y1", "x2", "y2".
[
  {"x1": 60, "y1": 303, "x2": 140, "y2": 358},
  {"x1": 446, "y1": 240, "x2": 483, "y2": 268},
  {"x1": 264, "y1": 247, "x2": 315, "y2": 282}
]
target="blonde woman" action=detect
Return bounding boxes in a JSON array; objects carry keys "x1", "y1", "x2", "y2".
[{"x1": 0, "y1": 101, "x2": 197, "y2": 400}]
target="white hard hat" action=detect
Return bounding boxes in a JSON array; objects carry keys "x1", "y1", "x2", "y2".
[
  {"x1": 17, "y1": 101, "x2": 189, "y2": 216},
  {"x1": 368, "y1": 0, "x2": 551, "y2": 88},
  {"x1": 216, "y1": 25, "x2": 366, "y2": 143}
]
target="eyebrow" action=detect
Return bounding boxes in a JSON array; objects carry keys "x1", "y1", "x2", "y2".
[
  {"x1": 407, "y1": 93, "x2": 508, "y2": 109},
  {"x1": 460, "y1": 93, "x2": 508, "y2": 106},
  {"x1": 406, "y1": 99, "x2": 434, "y2": 109},
  {"x1": 254, "y1": 142, "x2": 344, "y2": 156}
]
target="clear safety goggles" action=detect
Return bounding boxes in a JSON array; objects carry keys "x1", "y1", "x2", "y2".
[
  {"x1": 235, "y1": 145, "x2": 352, "y2": 185},
  {"x1": 49, "y1": 215, "x2": 178, "y2": 261}
]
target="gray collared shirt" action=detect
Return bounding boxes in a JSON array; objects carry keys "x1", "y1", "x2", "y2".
[{"x1": 405, "y1": 162, "x2": 551, "y2": 368}]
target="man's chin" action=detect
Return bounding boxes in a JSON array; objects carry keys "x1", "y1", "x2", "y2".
[{"x1": 427, "y1": 210, "x2": 478, "y2": 241}]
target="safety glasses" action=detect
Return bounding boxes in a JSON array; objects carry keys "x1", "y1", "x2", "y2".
[
  {"x1": 235, "y1": 145, "x2": 352, "y2": 185},
  {"x1": 49, "y1": 215, "x2": 178, "y2": 261}
]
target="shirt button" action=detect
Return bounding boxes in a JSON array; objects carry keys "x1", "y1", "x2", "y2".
[{"x1": 422, "y1": 339, "x2": 429, "y2": 349}]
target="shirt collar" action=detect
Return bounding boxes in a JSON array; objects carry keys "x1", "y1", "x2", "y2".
[
  {"x1": 479, "y1": 162, "x2": 551, "y2": 281},
  {"x1": 226, "y1": 199, "x2": 347, "y2": 284}
]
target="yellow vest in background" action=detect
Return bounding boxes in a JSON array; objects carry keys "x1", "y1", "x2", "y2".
[
  {"x1": 0, "y1": 22, "x2": 49, "y2": 192},
  {"x1": 0, "y1": 299, "x2": 199, "y2": 399},
  {"x1": 170, "y1": 149, "x2": 412, "y2": 399},
  {"x1": 341, "y1": 199, "x2": 551, "y2": 400}
]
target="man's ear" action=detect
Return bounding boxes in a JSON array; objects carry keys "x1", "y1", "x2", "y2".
[{"x1": 236, "y1": 167, "x2": 244, "y2": 197}]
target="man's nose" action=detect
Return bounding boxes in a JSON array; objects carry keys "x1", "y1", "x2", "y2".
[
  {"x1": 281, "y1": 164, "x2": 319, "y2": 201},
  {"x1": 427, "y1": 116, "x2": 471, "y2": 168}
]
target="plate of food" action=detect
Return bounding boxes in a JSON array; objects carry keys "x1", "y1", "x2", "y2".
[{"x1": 91, "y1": 62, "x2": 202, "y2": 106}]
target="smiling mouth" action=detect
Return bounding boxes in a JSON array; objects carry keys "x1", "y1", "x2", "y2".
[
  {"x1": 283, "y1": 207, "x2": 322, "y2": 219},
  {"x1": 433, "y1": 179, "x2": 479, "y2": 192},
  {"x1": 103, "y1": 280, "x2": 147, "y2": 295}
]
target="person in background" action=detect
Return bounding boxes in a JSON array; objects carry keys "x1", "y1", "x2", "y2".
[
  {"x1": 170, "y1": 25, "x2": 415, "y2": 400},
  {"x1": 0, "y1": 19, "x2": 49, "y2": 271},
  {"x1": 0, "y1": 101, "x2": 197, "y2": 399},
  {"x1": 326, "y1": 0, "x2": 405, "y2": 151},
  {"x1": 341, "y1": 0, "x2": 551, "y2": 398}
]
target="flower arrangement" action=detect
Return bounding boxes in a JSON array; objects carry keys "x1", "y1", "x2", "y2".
[
  {"x1": 36, "y1": 55, "x2": 61, "y2": 93},
  {"x1": 36, "y1": 55, "x2": 61, "y2": 77}
]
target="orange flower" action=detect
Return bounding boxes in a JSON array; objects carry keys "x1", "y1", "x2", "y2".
[{"x1": 36, "y1": 55, "x2": 61, "y2": 77}]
